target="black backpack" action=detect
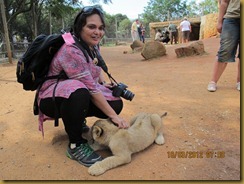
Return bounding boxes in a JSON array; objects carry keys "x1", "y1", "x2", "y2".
[{"x1": 16, "y1": 34, "x2": 66, "y2": 91}]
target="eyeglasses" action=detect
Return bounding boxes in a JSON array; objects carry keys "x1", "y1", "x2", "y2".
[
  {"x1": 74, "y1": 5, "x2": 104, "y2": 25},
  {"x1": 82, "y1": 5, "x2": 104, "y2": 15}
]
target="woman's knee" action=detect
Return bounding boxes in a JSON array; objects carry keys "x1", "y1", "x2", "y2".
[
  {"x1": 110, "y1": 100, "x2": 123, "y2": 114},
  {"x1": 63, "y1": 88, "x2": 91, "y2": 111},
  {"x1": 70, "y1": 88, "x2": 90, "y2": 100}
]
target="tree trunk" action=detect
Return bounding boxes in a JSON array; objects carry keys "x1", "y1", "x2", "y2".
[
  {"x1": 32, "y1": 1, "x2": 37, "y2": 38},
  {"x1": 0, "y1": 0, "x2": 12, "y2": 63}
]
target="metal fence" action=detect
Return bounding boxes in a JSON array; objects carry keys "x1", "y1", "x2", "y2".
[
  {"x1": 102, "y1": 38, "x2": 133, "y2": 44},
  {"x1": 0, "y1": 37, "x2": 149, "y2": 62},
  {"x1": 0, "y1": 38, "x2": 133, "y2": 60},
  {"x1": 0, "y1": 42, "x2": 31, "y2": 60},
  {"x1": 101, "y1": 37, "x2": 150, "y2": 45}
]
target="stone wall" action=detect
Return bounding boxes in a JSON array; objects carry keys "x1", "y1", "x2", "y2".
[{"x1": 199, "y1": 13, "x2": 219, "y2": 39}]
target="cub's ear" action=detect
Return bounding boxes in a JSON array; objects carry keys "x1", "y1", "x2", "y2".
[
  {"x1": 161, "y1": 112, "x2": 167, "y2": 118},
  {"x1": 92, "y1": 126, "x2": 103, "y2": 138}
]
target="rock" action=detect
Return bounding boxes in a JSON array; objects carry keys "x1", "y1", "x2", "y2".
[
  {"x1": 175, "y1": 40, "x2": 205, "y2": 58},
  {"x1": 141, "y1": 41, "x2": 166, "y2": 60},
  {"x1": 130, "y1": 40, "x2": 144, "y2": 50}
]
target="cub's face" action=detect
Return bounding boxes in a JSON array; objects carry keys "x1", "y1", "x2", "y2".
[{"x1": 91, "y1": 119, "x2": 118, "y2": 146}]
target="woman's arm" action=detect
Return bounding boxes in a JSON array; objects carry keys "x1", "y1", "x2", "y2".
[
  {"x1": 96, "y1": 73, "x2": 128, "y2": 128},
  {"x1": 98, "y1": 72, "x2": 106, "y2": 84},
  {"x1": 98, "y1": 72, "x2": 115, "y2": 88},
  {"x1": 91, "y1": 92, "x2": 129, "y2": 128},
  {"x1": 61, "y1": 45, "x2": 128, "y2": 128}
]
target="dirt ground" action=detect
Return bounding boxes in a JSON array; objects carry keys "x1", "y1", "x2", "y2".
[{"x1": 0, "y1": 37, "x2": 240, "y2": 181}]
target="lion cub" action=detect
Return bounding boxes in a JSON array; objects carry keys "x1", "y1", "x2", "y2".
[{"x1": 88, "y1": 112, "x2": 167, "y2": 176}]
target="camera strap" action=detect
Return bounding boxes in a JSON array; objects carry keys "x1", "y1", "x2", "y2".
[{"x1": 93, "y1": 45, "x2": 119, "y2": 85}]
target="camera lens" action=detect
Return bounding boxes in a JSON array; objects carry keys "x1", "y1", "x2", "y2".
[
  {"x1": 122, "y1": 89, "x2": 135, "y2": 101},
  {"x1": 112, "y1": 83, "x2": 135, "y2": 101}
]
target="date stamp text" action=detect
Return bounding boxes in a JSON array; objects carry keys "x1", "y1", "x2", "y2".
[{"x1": 167, "y1": 151, "x2": 225, "y2": 158}]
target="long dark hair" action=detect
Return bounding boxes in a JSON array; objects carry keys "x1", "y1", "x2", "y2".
[
  {"x1": 73, "y1": 5, "x2": 105, "y2": 39},
  {"x1": 72, "y1": 5, "x2": 105, "y2": 60}
]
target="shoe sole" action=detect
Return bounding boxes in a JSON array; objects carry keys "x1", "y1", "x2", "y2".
[
  {"x1": 66, "y1": 151, "x2": 93, "y2": 167},
  {"x1": 66, "y1": 151, "x2": 102, "y2": 167}
]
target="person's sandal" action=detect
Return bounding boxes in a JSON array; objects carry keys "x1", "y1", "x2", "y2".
[
  {"x1": 66, "y1": 143, "x2": 102, "y2": 167},
  {"x1": 207, "y1": 81, "x2": 217, "y2": 92}
]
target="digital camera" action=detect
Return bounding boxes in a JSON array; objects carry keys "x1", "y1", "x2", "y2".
[{"x1": 112, "y1": 83, "x2": 135, "y2": 101}]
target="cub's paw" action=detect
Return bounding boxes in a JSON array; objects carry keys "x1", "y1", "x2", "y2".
[
  {"x1": 88, "y1": 162, "x2": 106, "y2": 176},
  {"x1": 155, "y1": 134, "x2": 165, "y2": 145}
]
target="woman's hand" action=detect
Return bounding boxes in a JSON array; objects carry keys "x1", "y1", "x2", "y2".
[
  {"x1": 102, "y1": 82, "x2": 116, "y2": 89},
  {"x1": 110, "y1": 115, "x2": 129, "y2": 129}
]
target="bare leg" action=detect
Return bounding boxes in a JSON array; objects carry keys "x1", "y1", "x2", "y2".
[
  {"x1": 237, "y1": 58, "x2": 240, "y2": 83},
  {"x1": 236, "y1": 58, "x2": 240, "y2": 91},
  {"x1": 208, "y1": 59, "x2": 228, "y2": 92},
  {"x1": 210, "y1": 60, "x2": 228, "y2": 83}
]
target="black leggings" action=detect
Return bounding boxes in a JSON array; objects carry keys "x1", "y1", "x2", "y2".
[{"x1": 39, "y1": 88, "x2": 123, "y2": 145}]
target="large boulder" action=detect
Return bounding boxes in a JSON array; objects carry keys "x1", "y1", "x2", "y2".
[
  {"x1": 175, "y1": 40, "x2": 205, "y2": 58},
  {"x1": 130, "y1": 40, "x2": 144, "y2": 51},
  {"x1": 141, "y1": 41, "x2": 166, "y2": 60}
]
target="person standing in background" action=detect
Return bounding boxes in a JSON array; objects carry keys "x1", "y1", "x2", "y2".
[
  {"x1": 207, "y1": 0, "x2": 240, "y2": 92},
  {"x1": 168, "y1": 22, "x2": 178, "y2": 44},
  {"x1": 12, "y1": 34, "x2": 17, "y2": 47},
  {"x1": 131, "y1": 19, "x2": 139, "y2": 41},
  {"x1": 23, "y1": 37, "x2": 28, "y2": 49},
  {"x1": 13, "y1": 35, "x2": 17, "y2": 43},
  {"x1": 138, "y1": 23, "x2": 145, "y2": 43},
  {"x1": 180, "y1": 17, "x2": 191, "y2": 43}
]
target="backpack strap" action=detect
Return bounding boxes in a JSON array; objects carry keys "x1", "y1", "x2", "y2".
[
  {"x1": 62, "y1": 33, "x2": 75, "y2": 44},
  {"x1": 52, "y1": 71, "x2": 67, "y2": 127},
  {"x1": 33, "y1": 71, "x2": 68, "y2": 127},
  {"x1": 73, "y1": 37, "x2": 90, "y2": 63},
  {"x1": 50, "y1": 33, "x2": 90, "y2": 127},
  {"x1": 62, "y1": 33, "x2": 89, "y2": 63}
]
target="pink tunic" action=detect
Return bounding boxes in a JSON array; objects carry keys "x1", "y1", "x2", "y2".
[{"x1": 37, "y1": 33, "x2": 120, "y2": 134}]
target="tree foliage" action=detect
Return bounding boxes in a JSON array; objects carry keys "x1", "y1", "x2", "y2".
[
  {"x1": 141, "y1": 0, "x2": 189, "y2": 22},
  {"x1": 118, "y1": 18, "x2": 131, "y2": 38},
  {"x1": 199, "y1": 0, "x2": 218, "y2": 15},
  {"x1": 0, "y1": 0, "x2": 113, "y2": 41},
  {"x1": 187, "y1": 0, "x2": 218, "y2": 16}
]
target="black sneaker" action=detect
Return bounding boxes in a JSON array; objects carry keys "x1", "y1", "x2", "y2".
[
  {"x1": 66, "y1": 143, "x2": 102, "y2": 167},
  {"x1": 82, "y1": 119, "x2": 90, "y2": 133}
]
